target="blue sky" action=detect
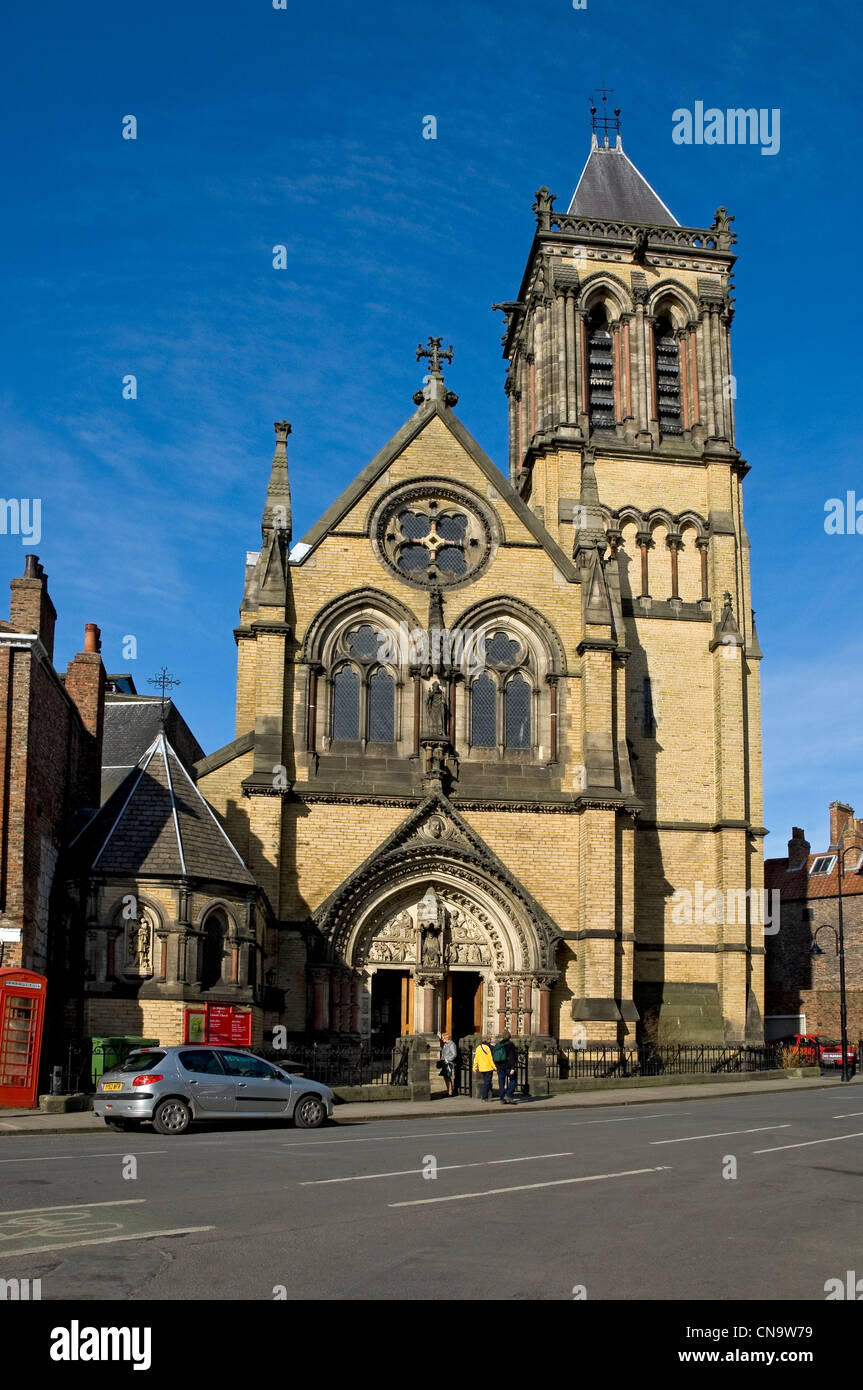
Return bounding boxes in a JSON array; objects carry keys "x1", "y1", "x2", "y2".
[{"x1": 1, "y1": 0, "x2": 861, "y2": 855}]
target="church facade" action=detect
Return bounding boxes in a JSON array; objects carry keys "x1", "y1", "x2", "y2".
[
  {"x1": 197, "y1": 129, "x2": 765, "y2": 1047},
  {"x1": 71, "y1": 128, "x2": 765, "y2": 1049}
]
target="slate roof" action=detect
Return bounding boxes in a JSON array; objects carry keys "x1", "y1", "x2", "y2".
[
  {"x1": 75, "y1": 732, "x2": 254, "y2": 885},
  {"x1": 568, "y1": 137, "x2": 679, "y2": 226},
  {"x1": 101, "y1": 698, "x2": 205, "y2": 804}
]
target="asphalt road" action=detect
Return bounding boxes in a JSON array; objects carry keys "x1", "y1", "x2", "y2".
[{"x1": 1, "y1": 1084, "x2": 860, "y2": 1301}]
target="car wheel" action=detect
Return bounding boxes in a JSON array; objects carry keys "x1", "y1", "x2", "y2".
[
  {"x1": 293, "y1": 1094, "x2": 326, "y2": 1129},
  {"x1": 152, "y1": 1097, "x2": 192, "y2": 1135}
]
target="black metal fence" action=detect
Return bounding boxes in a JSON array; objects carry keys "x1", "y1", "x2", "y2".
[
  {"x1": 261, "y1": 1042, "x2": 409, "y2": 1088},
  {"x1": 544, "y1": 1041, "x2": 785, "y2": 1081}
]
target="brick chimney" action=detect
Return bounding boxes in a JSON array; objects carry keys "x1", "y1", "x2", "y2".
[
  {"x1": 787, "y1": 827, "x2": 810, "y2": 871},
  {"x1": 65, "y1": 623, "x2": 106, "y2": 811},
  {"x1": 829, "y1": 801, "x2": 854, "y2": 850},
  {"x1": 9, "y1": 554, "x2": 57, "y2": 661}
]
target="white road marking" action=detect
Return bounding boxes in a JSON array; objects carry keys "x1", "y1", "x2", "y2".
[
  {"x1": 0, "y1": 1199, "x2": 145, "y2": 1216},
  {"x1": 282, "y1": 1128, "x2": 493, "y2": 1147},
  {"x1": 570, "y1": 1113, "x2": 683, "y2": 1126},
  {"x1": 651, "y1": 1125, "x2": 790, "y2": 1145},
  {"x1": 753, "y1": 1131, "x2": 863, "y2": 1154},
  {"x1": 0, "y1": 1151, "x2": 169, "y2": 1164},
  {"x1": 833, "y1": 1112, "x2": 863, "y2": 1119},
  {"x1": 0, "y1": 1227, "x2": 214, "y2": 1259},
  {"x1": 389, "y1": 1164, "x2": 672, "y2": 1206},
  {"x1": 300, "y1": 1152, "x2": 575, "y2": 1185}
]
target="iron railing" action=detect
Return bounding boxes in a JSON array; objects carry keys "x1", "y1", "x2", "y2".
[
  {"x1": 261, "y1": 1042, "x2": 409, "y2": 1088},
  {"x1": 544, "y1": 1042, "x2": 785, "y2": 1081}
]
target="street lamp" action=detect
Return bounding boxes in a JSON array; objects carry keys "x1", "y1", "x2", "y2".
[{"x1": 809, "y1": 842, "x2": 859, "y2": 1082}]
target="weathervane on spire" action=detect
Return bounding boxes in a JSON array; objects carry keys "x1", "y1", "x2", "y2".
[
  {"x1": 589, "y1": 85, "x2": 621, "y2": 140},
  {"x1": 148, "y1": 666, "x2": 180, "y2": 727}
]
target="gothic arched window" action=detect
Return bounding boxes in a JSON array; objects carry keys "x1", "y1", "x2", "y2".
[
  {"x1": 653, "y1": 314, "x2": 682, "y2": 436},
  {"x1": 587, "y1": 304, "x2": 616, "y2": 429},
  {"x1": 332, "y1": 665, "x2": 360, "y2": 741},
  {"x1": 368, "y1": 668, "x2": 395, "y2": 743},
  {"x1": 471, "y1": 673, "x2": 496, "y2": 747},
  {"x1": 468, "y1": 629, "x2": 536, "y2": 754},
  {"x1": 201, "y1": 912, "x2": 227, "y2": 991},
  {"x1": 329, "y1": 623, "x2": 398, "y2": 746},
  {"x1": 504, "y1": 673, "x2": 531, "y2": 749}
]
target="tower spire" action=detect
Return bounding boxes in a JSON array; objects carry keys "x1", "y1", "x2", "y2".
[{"x1": 262, "y1": 419, "x2": 292, "y2": 544}]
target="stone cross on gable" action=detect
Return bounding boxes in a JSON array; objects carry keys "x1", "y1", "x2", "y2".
[{"x1": 416, "y1": 336, "x2": 453, "y2": 377}]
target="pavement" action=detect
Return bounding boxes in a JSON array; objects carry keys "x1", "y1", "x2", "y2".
[
  {"x1": 0, "y1": 1072, "x2": 850, "y2": 1134},
  {"x1": 1, "y1": 1081, "x2": 862, "y2": 1300}
]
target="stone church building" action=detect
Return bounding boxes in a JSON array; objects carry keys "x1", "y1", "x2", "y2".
[{"x1": 70, "y1": 126, "x2": 765, "y2": 1049}]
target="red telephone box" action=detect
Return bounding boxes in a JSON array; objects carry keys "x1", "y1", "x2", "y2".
[{"x1": 0, "y1": 968, "x2": 47, "y2": 1108}]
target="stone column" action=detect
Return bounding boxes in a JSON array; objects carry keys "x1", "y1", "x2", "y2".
[
  {"x1": 667, "y1": 535, "x2": 683, "y2": 601},
  {"x1": 632, "y1": 297, "x2": 652, "y2": 445},
  {"x1": 697, "y1": 308, "x2": 716, "y2": 437},
  {"x1": 696, "y1": 538, "x2": 710, "y2": 602},
  {"x1": 577, "y1": 312, "x2": 590, "y2": 435},
  {"x1": 636, "y1": 530, "x2": 653, "y2": 599},
  {"x1": 555, "y1": 291, "x2": 567, "y2": 425},
  {"x1": 710, "y1": 308, "x2": 726, "y2": 440},
  {"x1": 311, "y1": 968, "x2": 330, "y2": 1032},
  {"x1": 564, "y1": 290, "x2": 577, "y2": 423}
]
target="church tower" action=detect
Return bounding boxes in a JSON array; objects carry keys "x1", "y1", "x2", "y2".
[{"x1": 493, "y1": 107, "x2": 764, "y2": 1040}]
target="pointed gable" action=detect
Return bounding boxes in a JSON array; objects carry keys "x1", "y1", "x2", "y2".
[{"x1": 289, "y1": 395, "x2": 578, "y2": 583}]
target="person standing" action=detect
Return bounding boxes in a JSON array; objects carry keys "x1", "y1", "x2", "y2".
[
  {"x1": 440, "y1": 1033, "x2": 458, "y2": 1096},
  {"x1": 493, "y1": 1030, "x2": 518, "y2": 1104},
  {"x1": 472, "y1": 1036, "x2": 495, "y2": 1101}
]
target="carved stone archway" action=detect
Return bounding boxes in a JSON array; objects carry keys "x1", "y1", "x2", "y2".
[{"x1": 316, "y1": 845, "x2": 560, "y2": 1040}]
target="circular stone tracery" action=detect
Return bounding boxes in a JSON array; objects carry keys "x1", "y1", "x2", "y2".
[{"x1": 369, "y1": 482, "x2": 498, "y2": 590}]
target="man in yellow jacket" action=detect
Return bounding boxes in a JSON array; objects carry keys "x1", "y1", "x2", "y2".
[{"x1": 472, "y1": 1036, "x2": 495, "y2": 1101}]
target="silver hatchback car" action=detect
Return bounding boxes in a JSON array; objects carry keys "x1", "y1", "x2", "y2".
[{"x1": 93, "y1": 1046, "x2": 334, "y2": 1135}]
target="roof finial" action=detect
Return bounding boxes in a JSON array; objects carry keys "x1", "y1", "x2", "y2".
[
  {"x1": 414, "y1": 337, "x2": 458, "y2": 408},
  {"x1": 589, "y1": 85, "x2": 621, "y2": 146},
  {"x1": 148, "y1": 666, "x2": 180, "y2": 727},
  {"x1": 262, "y1": 419, "x2": 292, "y2": 543}
]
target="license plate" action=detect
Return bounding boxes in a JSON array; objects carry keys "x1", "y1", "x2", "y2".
[{"x1": 102, "y1": 1083, "x2": 123, "y2": 1092}]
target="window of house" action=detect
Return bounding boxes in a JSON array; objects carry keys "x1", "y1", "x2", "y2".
[{"x1": 810, "y1": 855, "x2": 837, "y2": 875}]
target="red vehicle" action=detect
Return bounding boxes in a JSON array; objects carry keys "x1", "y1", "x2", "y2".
[{"x1": 773, "y1": 1033, "x2": 857, "y2": 1069}]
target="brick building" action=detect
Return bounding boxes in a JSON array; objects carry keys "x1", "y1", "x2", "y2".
[
  {"x1": 0, "y1": 555, "x2": 104, "y2": 985},
  {"x1": 765, "y1": 803, "x2": 863, "y2": 1041},
  {"x1": 188, "y1": 124, "x2": 765, "y2": 1047}
]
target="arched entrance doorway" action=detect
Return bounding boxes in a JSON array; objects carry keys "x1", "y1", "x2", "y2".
[{"x1": 312, "y1": 809, "x2": 561, "y2": 1041}]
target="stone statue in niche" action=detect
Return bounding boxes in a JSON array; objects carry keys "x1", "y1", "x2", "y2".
[
  {"x1": 125, "y1": 915, "x2": 152, "y2": 976},
  {"x1": 425, "y1": 681, "x2": 449, "y2": 738}
]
